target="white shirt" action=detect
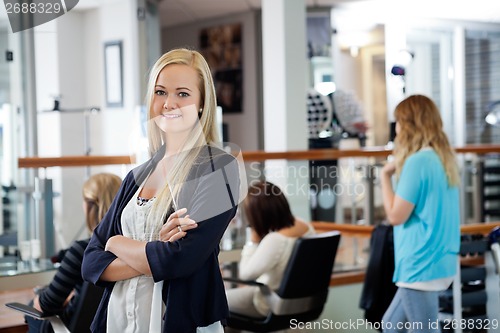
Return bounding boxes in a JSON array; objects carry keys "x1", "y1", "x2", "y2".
[
  {"x1": 397, "y1": 277, "x2": 454, "y2": 291},
  {"x1": 106, "y1": 190, "x2": 223, "y2": 333},
  {"x1": 238, "y1": 223, "x2": 315, "y2": 315},
  {"x1": 107, "y1": 191, "x2": 160, "y2": 333}
]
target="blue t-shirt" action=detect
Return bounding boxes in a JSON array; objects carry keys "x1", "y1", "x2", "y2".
[{"x1": 393, "y1": 149, "x2": 460, "y2": 283}]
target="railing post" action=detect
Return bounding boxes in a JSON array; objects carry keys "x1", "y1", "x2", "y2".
[
  {"x1": 452, "y1": 257, "x2": 463, "y2": 333},
  {"x1": 473, "y1": 158, "x2": 484, "y2": 223},
  {"x1": 33, "y1": 177, "x2": 55, "y2": 259},
  {"x1": 363, "y1": 164, "x2": 376, "y2": 225},
  {"x1": 485, "y1": 248, "x2": 500, "y2": 333}
]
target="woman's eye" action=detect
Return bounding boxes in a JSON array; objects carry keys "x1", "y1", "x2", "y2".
[
  {"x1": 155, "y1": 90, "x2": 166, "y2": 96},
  {"x1": 178, "y1": 92, "x2": 189, "y2": 98}
]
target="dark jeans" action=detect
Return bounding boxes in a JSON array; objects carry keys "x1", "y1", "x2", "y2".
[{"x1": 25, "y1": 300, "x2": 54, "y2": 333}]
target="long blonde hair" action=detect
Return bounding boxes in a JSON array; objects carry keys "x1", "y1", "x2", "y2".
[
  {"x1": 145, "y1": 48, "x2": 220, "y2": 230},
  {"x1": 82, "y1": 173, "x2": 122, "y2": 232},
  {"x1": 393, "y1": 94, "x2": 459, "y2": 186}
]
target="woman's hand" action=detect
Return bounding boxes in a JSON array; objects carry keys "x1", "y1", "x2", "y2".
[
  {"x1": 33, "y1": 295, "x2": 42, "y2": 312},
  {"x1": 382, "y1": 160, "x2": 396, "y2": 177},
  {"x1": 250, "y1": 228, "x2": 262, "y2": 243},
  {"x1": 160, "y1": 208, "x2": 197, "y2": 242}
]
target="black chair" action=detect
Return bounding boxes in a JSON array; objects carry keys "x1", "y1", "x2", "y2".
[
  {"x1": 6, "y1": 281, "x2": 104, "y2": 333},
  {"x1": 224, "y1": 230, "x2": 341, "y2": 332}
]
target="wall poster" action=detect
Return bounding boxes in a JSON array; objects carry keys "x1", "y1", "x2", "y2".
[{"x1": 200, "y1": 23, "x2": 243, "y2": 113}]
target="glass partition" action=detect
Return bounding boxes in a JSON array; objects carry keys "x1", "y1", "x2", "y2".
[
  {"x1": 218, "y1": 146, "x2": 500, "y2": 275},
  {"x1": 464, "y1": 30, "x2": 500, "y2": 145},
  {"x1": 0, "y1": 16, "x2": 18, "y2": 272},
  {"x1": 232, "y1": 156, "x2": 377, "y2": 273},
  {"x1": 0, "y1": 16, "x2": 44, "y2": 276}
]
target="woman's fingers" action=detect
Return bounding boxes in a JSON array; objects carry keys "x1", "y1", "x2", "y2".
[
  {"x1": 168, "y1": 231, "x2": 187, "y2": 242},
  {"x1": 166, "y1": 208, "x2": 188, "y2": 223},
  {"x1": 159, "y1": 210, "x2": 197, "y2": 241},
  {"x1": 176, "y1": 218, "x2": 197, "y2": 232},
  {"x1": 161, "y1": 221, "x2": 197, "y2": 242},
  {"x1": 160, "y1": 208, "x2": 188, "y2": 239},
  {"x1": 168, "y1": 220, "x2": 198, "y2": 242}
]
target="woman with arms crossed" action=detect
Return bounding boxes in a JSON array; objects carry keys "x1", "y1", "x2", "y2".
[
  {"x1": 82, "y1": 48, "x2": 240, "y2": 333},
  {"x1": 380, "y1": 95, "x2": 460, "y2": 333}
]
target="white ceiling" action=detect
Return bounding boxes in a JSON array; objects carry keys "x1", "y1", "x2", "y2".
[
  {"x1": 156, "y1": 0, "x2": 500, "y2": 29},
  {"x1": 158, "y1": 0, "x2": 360, "y2": 28},
  {"x1": 3, "y1": 0, "x2": 500, "y2": 30},
  {"x1": 158, "y1": 0, "x2": 259, "y2": 28}
]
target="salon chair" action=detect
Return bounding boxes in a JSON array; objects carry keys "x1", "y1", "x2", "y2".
[
  {"x1": 6, "y1": 281, "x2": 103, "y2": 333},
  {"x1": 224, "y1": 230, "x2": 341, "y2": 332}
]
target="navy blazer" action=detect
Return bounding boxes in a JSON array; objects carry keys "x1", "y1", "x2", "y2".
[{"x1": 82, "y1": 145, "x2": 239, "y2": 333}]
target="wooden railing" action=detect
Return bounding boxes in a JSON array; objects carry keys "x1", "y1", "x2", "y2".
[
  {"x1": 312, "y1": 221, "x2": 500, "y2": 287},
  {"x1": 240, "y1": 144, "x2": 500, "y2": 162},
  {"x1": 15, "y1": 147, "x2": 500, "y2": 288},
  {"x1": 17, "y1": 144, "x2": 500, "y2": 168},
  {"x1": 18, "y1": 155, "x2": 135, "y2": 168},
  {"x1": 311, "y1": 221, "x2": 373, "y2": 237},
  {"x1": 312, "y1": 221, "x2": 500, "y2": 237}
]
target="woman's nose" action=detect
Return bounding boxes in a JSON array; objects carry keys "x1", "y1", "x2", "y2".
[{"x1": 163, "y1": 95, "x2": 178, "y2": 110}]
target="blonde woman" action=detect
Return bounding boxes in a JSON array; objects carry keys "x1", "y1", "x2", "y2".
[
  {"x1": 82, "y1": 48, "x2": 240, "y2": 333},
  {"x1": 27, "y1": 173, "x2": 121, "y2": 333},
  {"x1": 380, "y1": 95, "x2": 460, "y2": 332}
]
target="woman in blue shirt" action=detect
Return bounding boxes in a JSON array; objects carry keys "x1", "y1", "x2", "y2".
[{"x1": 380, "y1": 95, "x2": 460, "y2": 333}]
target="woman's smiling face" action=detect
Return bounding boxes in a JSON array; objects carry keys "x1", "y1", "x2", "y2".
[{"x1": 152, "y1": 64, "x2": 201, "y2": 136}]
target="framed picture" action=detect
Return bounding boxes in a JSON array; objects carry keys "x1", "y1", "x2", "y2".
[
  {"x1": 104, "y1": 41, "x2": 123, "y2": 108},
  {"x1": 200, "y1": 23, "x2": 243, "y2": 113}
]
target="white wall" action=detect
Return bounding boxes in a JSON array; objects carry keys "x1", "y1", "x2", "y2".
[
  {"x1": 34, "y1": 0, "x2": 142, "y2": 249},
  {"x1": 0, "y1": 28, "x2": 9, "y2": 105},
  {"x1": 35, "y1": 20, "x2": 61, "y2": 156},
  {"x1": 162, "y1": 10, "x2": 262, "y2": 151},
  {"x1": 93, "y1": 1, "x2": 138, "y2": 157}
]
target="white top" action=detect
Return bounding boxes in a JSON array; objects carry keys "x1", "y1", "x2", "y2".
[
  {"x1": 238, "y1": 223, "x2": 315, "y2": 315},
  {"x1": 106, "y1": 190, "x2": 223, "y2": 333},
  {"x1": 107, "y1": 191, "x2": 160, "y2": 333},
  {"x1": 397, "y1": 277, "x2": 454, "y2": 291}
]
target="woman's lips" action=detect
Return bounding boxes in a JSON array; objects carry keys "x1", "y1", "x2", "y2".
[{"x1": 161, "y1": 113, "x2": 182, "y2": 118}]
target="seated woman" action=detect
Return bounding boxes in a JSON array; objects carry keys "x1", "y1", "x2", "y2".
[
  {"x1": 26, "y1": 173, "x2": 122, "y2": 333},
  {"x1": 225, "y1": 180, "x2": 315, "y2": 318}
]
